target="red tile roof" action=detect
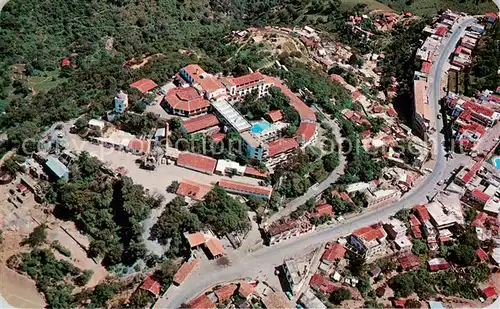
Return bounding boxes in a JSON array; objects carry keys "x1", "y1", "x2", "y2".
[
  {"x1": 434, "y1": 26, "x2": 448, "y2": 36},
  {"x1": 409, "y1": 214, "x2": 421, "y2": 227},
  {"x1": 238, "y1": 281, "x2": 254, "y2": 298},
  {"x1": 485, "y1": 12, "x2": 498, "y2": 19},
  {"x1": 165, "y1": 87, "x2": 210, "y2": 113},
  {"x1": 61, "y1": 58, "x2": 71, "y2": 67},
  {"x1": 181, "y1": 114, "x2": 220, "y2": 134},
  {"x1": 309, "y1": 273, "x2": 340, "y2": 293},
  {"x1": 398, "y1": 254, "x2": 421, "y2": 270},
  {"x1": 471, "y1": 188, "x2": 491, "y2": 203},
  {"x1": 455, "y1": 46, "x2": 463, "y2": 55},
  {"x1": 199, "y1": 77, "x2": 225, "y2": 94},
  {"x1": 127, "y1": 139, "x2": 150, "y2": 153},
  {"x1": 176, "y1": 179, "x2": 213, "y2": 201},
  {"x1": 177, "y1": 153, "x2": 217, "y2": 174},
  {"x1": 352, "y1": 224, "x2": 385, "y2": 242},
  {"x1": 140, "y1": 276, "x2": 161, "y2": 296},
  {"x1": 214, "y1": 284, "x2": 237, "y2": 302},
  {"x1": 393, "y1": 299, "x2": 407, "y2": 308},
  {"x1": 187, "y1": 294, "x2": 216, "y2": 309},
  {"x1": 205, "y1": 238, "x2": 225, "y2": 257},
  {"x1": 311, "y1": 203, "x2": 334, "y2": 217},
  {"x1": 130, "y1": 78, "x2": 158, "y2": 94},
  {"x1": 477, "y1": 248, "x2": 489, "y2": 262},
  {"x1": 463, "y1": 100, "x2": 495, "y2": 117},
  {"x1": 244, "y1": 166, "x2": 269, "y2": 179},
  {"x1": 483, "y1": 286, "x2": 497, "y2": 298},
  {"x1": 185, "y1": 232, "x2": 207, "y2": 247},
  {"x1": 211, "y1": 133, "x2": 225, "y2": 143},
  {"x1": 386, "y1": 108, "x2": 398, "y2": 117},
  {"x1": 181, "y1": 64, "x2": 206, "y2": 84},
  {"x1": 295, "y1": 122, "x2": 317, "y2": 145},
  {"x1": 266, "y1": 76, "x2": 316, "y2": 122},
  {"x1": 414, "y1": 205, "x2": 430, "y2": 221},
  {"x1": 421, "y1": 61, "x2": 432, "y2": 73},
  {"x1": 372, "y1": 105, "x2": 384, "y2": 113},
  {"x1": 231, "y1": 72, "x2": 265, "y2": 88},
  {"x1": 173, "y1": 259, "x2": 199, "y2": 285},
  {"x1": 460, "y1": 161, "x2": 482, "y2": 184},
  {"x1": 428, "y1": 258, "x2": 449, "y2": 271},
  {"x1": 267, "y1": 110, "x2": 284, "y2": 122},
  {"x1": 268, "y1": 138, "x2": 299, "y2": 157},
  {"x1": 218, "y1": 179, "x2": 273, "y2": 199},
  {"x1": 321, "y1": 244, "x2": 346, "y2": 263},
  {"x1": 471, "y1": 212, "x2": 488, "y2": 227}
]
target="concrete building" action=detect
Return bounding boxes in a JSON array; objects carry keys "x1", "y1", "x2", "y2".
[
  {"x1": 218, "y1": 179, "x2": 273, "y2": 200},
  {"x1": 211, "y1": 99, "x2": 251, "y2": 132},
  {"x1": 300, "y1": 288, "x2": 326, "y2": 309},
  {"x1": 366, "y1": 189, "x2": 401, "y2": 208},
  {"x1": 349, "y1": 223, "x2": 388, "y2": 260},
  {"x1": 413, "y1": 79, "x2": 432, "y2": 138},
  {"x1": 114, "y1": 91, "x2": 129, "y2": 113},
  {"x1": 45, "y1": 156, "x2": 69, "y2": 181},
  {"x1": 283, "y1": 258, "x2": 308, "y2": 295},
  {"x1": 88, "y1": 119, "x2": 105, "y2": 134},
  {"x1": 265, "y1": 217, "x2": 314, "y2": 245}
]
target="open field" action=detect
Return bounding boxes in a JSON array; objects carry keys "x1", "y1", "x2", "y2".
[
  {"x1": 340, "y1": 0, "x2": 393, "y2": 12},
  {"x1": 377, "y1": 0, "x2": 498, "y2": 16}
]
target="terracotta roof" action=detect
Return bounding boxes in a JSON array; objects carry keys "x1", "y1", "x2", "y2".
[
  {"x1": 267, "y1": 219, "x2": 299, "y2": 236},
  {"x1": 165, "y1": 87, "x2": 210, "y2": 113},
  {"x1": 268, "y1": 138, "x2": 299, "y2": 157},
  {"x1": 295, "y1": 122, "x2": 317, "y2": 145},
  {"x1": 372, "y1": 105, "x2": 384, "y2": 113},
  {"x1": 130, "y1": 78, "x2": 158, "y2": 94},
  {"x1": 127, "y1": 139, "x2": 150, "y2": 153},
  {"x1": 186, "y1": 232, "x2": 207, "y2": 247},
  {"x1": 352, "y1": 224, "x2": 385, "y2": 241},
  {"x1": 177, "y1": 153, "x2": 217, "y2": 174},
  {"x1": 211, "y1": 133, "x2": 225, "y2": 143},
  {"x1": 140, "y1": 276, "x2": 161, "y2": 296},
  {"x1": 309, "y1": 273, "x2": 339, "y2": 293},
  {"x1": 218, "y1": 179, "x2": 273, "y2": 199},
  {"x1": 421, "y1": 61, "x2": 432, "y2": 73},
  {"x1": 187, "y1": 294, "x2": 216, "y2": 309},
  {"x1": 176, "y1": 179, "x2": 213, "y2": 201},
  {"x1": 434, "y1": 26, "x2": 448, "y2": 36},
  {"x1": 311, "y1": 203, "x2": 334, "y2": 217},
  {"x1": 61, "y1": 58, "x2": 71, "y2": 67},
  {"x1": 485, "y1": 12, "x2": 498, "y2": 18},
  {"x1": 267, "y1": 110, "x2": 284, "y2": 122},
  {"x1": 472, "y1": 188, "x2": 491, "y2": 203},
  {"x1": 321, "y1": 244, "x2": 346, "y2": 262},
  {"x1": 244, "y1": 166, "x2": 269, "y2": 179},
  {"x1": 398, "y1": 254, "x2": 420, "y2": 270},
  {"x1": 238, "y1": 281, "x2": 254, "y2": 298},
  {"x1": 199, "y1": 77, "x2": 225, "y2": 94},
  {"x1": 463, "y1": 100, "x2": 494, "y2": 117},
  {"x1": 181, "y1": 114, "x2": 220, "y2": 134},
  {"x1": 266, "y1": 76, "x2": 316, "y2": 122},
  {"x1": 231, "y1": 72, "x2": 264, "y2": 88},
  {"x1": 173, "y1": 259, "x2": 199, "y2": 285},
  {"x1": 261, "y1": 292, "x2": 292, "y2": 309},
  {"x1": 409, "y1": 214, "x2": 421, "y2": 227},
  {"x1": 386, "y1": 108, "x2": 398, "y2": 117},
  {"x1": 393, "y1": 299, "x2": 407, "y2": 308},
  {"x1": 205, "y1": 238, "x2": 225, "y2": 257},
  {"x1": 215, "y1": 284, "x2": 237, "y2": 302},
  {"x1": 181, "y1": 64, "x2": 206, "y2": 84},
  {"x1": 477, "y1": 248, "x2": 489, "y2": 262},
  {"x1": 332, "y1": 190, "x2": 354, "y2": 204},
  {"x1": 471, "y1": 212, "x2": 488, "y2": 227},
  {"x1": 414, "y1": 205, "x2": 430, "y2": 221}
]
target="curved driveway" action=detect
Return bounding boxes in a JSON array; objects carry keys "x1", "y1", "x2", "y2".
[{"x1": 160, "y1": 17, "x2": 479, "y2": 309}]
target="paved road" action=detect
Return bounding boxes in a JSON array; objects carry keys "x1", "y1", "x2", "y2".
[
  {"x1": 158, "y1": 17, "x2": 478, "y2": 309},
  {"x1": 267, "y1": 109, "x2": 347, "y2": 223}
]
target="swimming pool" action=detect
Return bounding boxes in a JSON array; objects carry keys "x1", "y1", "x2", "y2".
[
  {"x1": 251, "y1": 121, "x2": 272, "y2": 134},
  {"x1": 494, "y1": 157, "x2": 500, "y2": 170}
]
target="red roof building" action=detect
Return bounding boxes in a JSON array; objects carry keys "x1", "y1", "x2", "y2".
[
  {"x1": 61, "y1": 57, "x2": 71, "y2": 67},
  {"x1": 176, "y1": 179, "x2": 213, "y2": 201},
  {"x1": 127, "y1": 139, "x2": 151, "y2": 154},
  {"x1": 205, "y1": 238, "x2": 225, "y2": 258},
  {"x1": 414, "y1": 205, "x2": 430, "y2": 221},
  {"x1": 130, "y1": 78, "x2": 158, "y2": 94},
  {"x1": 177, "y1": 153, "x2": 217, "y2": 175},
  {"x1": 398, "y1": 254, "x2": 421, "y2": 270},
  {"x1": 421, "y1": 61, "x2": 432, "y2": 73},
  {"x1": 180, "y1": 64, "x2": 206, "y2": 85},
  {"x1": 310, "y1": 273, "x2": 340, "y2": 293},
  {"x1": 268, "y1": 138, "x2": 299, "y2": 157},
  {"x1": 181, "y1": 114, "x2": 220, "y2": 134},
  {"x1": 434, "y1": 26, "x2": 448, "y2": 36},
  {"x1": 483, "y1": 286, "x2": 497, "y2": 298},
  {"x1": 238, "y1": 281, "x2": 255, "y2": 299},
  {"x1": 458, "y1": 161, "x2": 482, "y2": 185},
  {"x1": 310, "y1": 203, "x2": 334, "y2": 218},
  {"x1": 266, "y1": 76, "x2": 316, "y2": 122},
  {"x1": 471, "y1": 212, "x2": 488, "y2": 227},
  {"x1": 187, "y1": 294, "x2": 216, "y2": 309},
  {"x1": 352, "y1": 224, "x2": 386, "y2": 242},
  {"x1": 173, "y1": 259, "x2": 199, "y2": 285},
  {"x1": 295, "y1": 122, "x2": 317, "y2": 146},
  {"x1": 393, "y1": 299, "x2": 407, "y2": 308},
  {"x1": 244, "y1": 166, "x2": 268, "y2": 179},
  {"x1": 386, "y1": 108, "x2": 398, "y2": 118},
  {"x1": 214, "y1": 284, "x2": 237, "y2": 302},
  {"x1": 267, "y1": 110, "x2": 284, "y2": 123},
  {"x1": 428, "y1": 258, "x2": 449, "y2": 271},
  {"x1": 164, "y1": 87, "x2": 210, "y2": 117},
  {"x1": 321, "y1": 244, "x2": 346, "y2": 264},
  {"x1": 218, "y1": 179, "x2": 273, "y2": 200},
  {"x1": 477, "y1": 248, "x2": 489, "y2": 262},
  {"x1": 140, "y1": 276, "x2": 161, "y2": 296},
  {"x1": 211, "y1": 133, "x2": 225, "y2": 143},
  {"x1": 231, "y1": 72, "x2": 265, "y2": 89},
  {"x1": 471, "y1": 188, "x2": 491, "y2": 205}
]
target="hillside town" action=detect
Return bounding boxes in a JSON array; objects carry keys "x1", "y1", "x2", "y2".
[{"x1": 2, "y1": 1, "x2": 500, "y2": 308}]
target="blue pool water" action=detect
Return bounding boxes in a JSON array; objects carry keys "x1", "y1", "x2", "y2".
[
  {"x1": 251, "y1": 121, "x2": 272, "y2": 134},
  {"x1": 494, "y1": 157, "x2": 500, "y2": 170}
]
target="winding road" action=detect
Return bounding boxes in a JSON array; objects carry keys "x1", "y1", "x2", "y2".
[{"x1": 157, "y1": 16, "x2": 478, "y2": 309}]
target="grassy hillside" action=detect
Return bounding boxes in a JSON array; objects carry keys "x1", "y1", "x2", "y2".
[{"x1": 377, "y1": 0, "x2": 498, "y2": 16}]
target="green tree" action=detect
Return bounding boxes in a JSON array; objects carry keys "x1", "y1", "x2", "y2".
[
  {"x1": 411, "y1": 238, "x2": 428, "y2": 256},
  {"x1": 330, "y1": 287, "x2": 351, "y2": 304},
  {"x1": 89, "y1": 283, "x2": 118, "y2": 308},
  {"x1": 23, "y1": 224, "x2": 47, "y2": 247}
]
